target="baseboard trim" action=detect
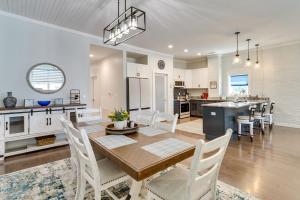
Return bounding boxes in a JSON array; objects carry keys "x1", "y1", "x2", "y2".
[{"x1": 275, "y1": 122, "x2": 300, "y2": 129}]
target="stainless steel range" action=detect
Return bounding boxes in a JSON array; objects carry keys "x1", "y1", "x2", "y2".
[{"x1": 179, "y1": 100, "x2": 190, "y2": 118}]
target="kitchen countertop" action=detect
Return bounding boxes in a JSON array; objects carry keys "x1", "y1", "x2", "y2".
[{"x1": 202, "y1": 101, "x2": 266, "y2": 108}]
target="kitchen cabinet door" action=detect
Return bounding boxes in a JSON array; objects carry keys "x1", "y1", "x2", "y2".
[
  {"x1": 197, "y1": 101, "x2": 204, "y2": 117},
  {"x1": 192, "y1": 69, "x2": 201, "y2": 88},
  {"x1": 137, "y1": 64, "x2": 151, "y2": 78},
  {"x1": 4, "y1": 113, "x2": 29, "y2": 138},
  {"x1": 174, "y1": 101, "x2": 180, "y2": 115},
  {"x1": 127, "y1": 63, "x2": 137, "y2": 77},
  {"x1": 48, "y1": 110, "x2": 64, "y2": 132},
  {"x1": 174, "y1": 68, "x2": 185, "y2": 81},
  {"x1": 184, "y1": 70, "x2": 193, "y2": 88},
  {"x1": 0, "y1": 116, "x2": 4, "y2": 141},
  {"x1": 190, "y1": 100, "x2": 198, "y2": 116},
  {"x1": 30, "y1": 112, "x2": 47, "y2": 134},
  {"x1": 199, "y1": 68, "x2": 208, "y2": 88}
]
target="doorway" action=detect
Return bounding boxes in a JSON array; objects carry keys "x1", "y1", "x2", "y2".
[{"x1": 155, "y1": 73, "x2": 168, "y2": 112}]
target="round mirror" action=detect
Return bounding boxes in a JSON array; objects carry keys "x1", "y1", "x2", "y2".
[{"x1": 27, "y1": 63, "x2": 66, "y2": 94}]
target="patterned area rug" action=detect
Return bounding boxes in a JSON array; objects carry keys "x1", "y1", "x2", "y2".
[
  {"x1": 177, "y1": 119, "x2": 205, "y2": 135},
  {"x1": 0, "y1": 159, "x2": 259, "y2": 200}
]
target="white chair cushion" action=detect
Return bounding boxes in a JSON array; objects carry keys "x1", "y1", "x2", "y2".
[
  {"x1": 87, "y1": 158, "x2": 128, "y2": 185},
  {"x1": 145, "y1": 167, "x2": 211, "y2": 200}
]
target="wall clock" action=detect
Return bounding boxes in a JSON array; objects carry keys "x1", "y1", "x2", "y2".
[{"x1": 157, "y1": 60, "x2": 165, "y2": 70}]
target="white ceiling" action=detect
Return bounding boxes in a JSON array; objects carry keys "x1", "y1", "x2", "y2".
[{"x1": 1, "y1": 0, "x2": 300, "y2": 59}]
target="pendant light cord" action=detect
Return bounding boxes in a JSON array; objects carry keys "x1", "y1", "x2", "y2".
[
  {"x1": 256, "y1": 44, "x2": 259, "y2": 62},
  {"x1": 246, "y1": 39, "x2": 251, "y2": 60},
  {"x1": 235, "y1": 32, "x2": 240, "y2": 56}
]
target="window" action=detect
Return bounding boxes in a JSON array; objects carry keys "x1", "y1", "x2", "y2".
[{"x1": 229, "y1": 74, "x2": 249, "y2": 95}]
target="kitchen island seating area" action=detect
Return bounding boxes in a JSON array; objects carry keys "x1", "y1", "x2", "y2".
[
  {"x1": 203, "y1": 101, "x2": 275, "y2": 142},
  {"x1": 59, "y1": 108, "x2": 232, "y2": 200}
]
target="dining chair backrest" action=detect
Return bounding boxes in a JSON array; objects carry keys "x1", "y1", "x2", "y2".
[
  {"x1": 155, "y1": 112, "x2": 179, "y2": 133},
  {"x1": 134, "y1": 109, "x2": 158, "y2": 126},
  {"x1": 75, "y1": 108, "x2": 103, "y2": 124},
  {"x1": 185, "y1": 129, "x2": 232, "y2": 200},
  {"x1": 67, "y1": 124, "x2": 100, "y2": 188}
]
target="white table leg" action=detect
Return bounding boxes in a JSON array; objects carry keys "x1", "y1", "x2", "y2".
[{"x1": 128, "y1": 179, "x2": 142, "y2": 200}]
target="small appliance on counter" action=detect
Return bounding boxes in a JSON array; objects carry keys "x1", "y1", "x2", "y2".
[{"x1": 201, "y1": 92, "x2": 209, "y2": 99}]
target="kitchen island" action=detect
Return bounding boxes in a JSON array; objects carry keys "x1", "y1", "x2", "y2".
[{"x1": 202, "y1": 101, "x2": 264, "y2": 140}]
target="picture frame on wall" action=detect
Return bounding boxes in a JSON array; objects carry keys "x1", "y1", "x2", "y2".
[
  {"x1": 54, "y1": 98, "x2": 64, "y2": 105},
  {"x1": 24, "y1": 99, "x2": 34, "y2": 107},
  {"x1": 210, "y1": 81, "x2": 218, "y2": 89}
]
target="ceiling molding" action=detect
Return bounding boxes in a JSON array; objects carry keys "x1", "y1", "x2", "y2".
[{"x1": 0, "y1": 10, "x2": 173, "y2": 58}]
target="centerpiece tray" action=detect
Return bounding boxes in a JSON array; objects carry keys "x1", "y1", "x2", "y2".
[{"x1": 105, "y1": 123, "x2": 139, "y2": 135}]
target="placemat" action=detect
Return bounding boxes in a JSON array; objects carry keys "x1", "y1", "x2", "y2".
[
  {"x1": 79, "y1": 125, "x2": 104, "y2": 134},
  {"x1": 142, "y1": 138, "x2": 194, "y2": 158},
  {"x1": 96, "y1": 135, "x2": 137, "y2": 149},
  {"x1": 139, "y1": 127, "x2": 168, "y2": 136}
]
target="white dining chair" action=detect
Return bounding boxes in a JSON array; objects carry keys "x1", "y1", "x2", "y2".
[
  {"x1": 134, "y1": 109, "x2": 158, "y2": 126},
  {"x1": 264, "y1": 102, "x2": 275, "y2": 128},
  {"x1": 67, "y1": 123, "x2": 130, "y2": 200},
  {"x1": 59, "y1": 116, "x2": 82, "y2": 199},
  {"x1": 237, "y1": 105, "x2": 256, "y2": 142},
  {"x1": 75, "y1": 107, "x2": 103, "y2": 125},
  {"x1": 145, "y1": 129, "x2": 232, "y2": 200},
  {"x1": 154, "y1": 112, "x2": 179, "y2": 133}
]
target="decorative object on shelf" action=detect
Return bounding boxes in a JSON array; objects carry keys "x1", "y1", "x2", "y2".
[
  {"x1": 37, "y1": 100, "x2": 51, "y2": 107},
  {"x1": 255, "y1": 44, "x2": 260, "y2": 68},
  {"x1": 245, "y1": 39, "x2": 252, "y2": 67},
  {"x1": 27, "y1": 63, "x2": 66, "y2": 94},
  {"x1": 70, "y1": 89, "x2": 80, "y2": 104},
  {"x1": 54, "y1": 98, "x2": 63, "y2": 105},
  {"x1": 3, "y1": 92, "x2": 17, "y2": 108},
  {"x1": 103, "y1": 0, "x2": 146, "y2": 46},
  {"x1": 210, "y1": 81, "x2": 218, "y2": 89},
  {"x1": 108, "y1": 109, "x2": 129, "y2": 130},
  {"x1": 24, "y1": 99, "x2": 34, "y2": 107},
  {"x1": 233, "y1": 32, "x2": 241, "y2": 64},
  {"x1": 36, "y1": 135, "x2": 56, "y2": 146},
  {"x1": 105, "y1": 123, "x2": 138, "y2": 135},
  {"x1": 157, "y1": 60, "x2": 165, "y2": 70}
]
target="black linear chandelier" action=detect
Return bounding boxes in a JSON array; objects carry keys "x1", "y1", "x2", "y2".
[{"x1": 103, "y1": 0, "x2": 146, "y2": 46}]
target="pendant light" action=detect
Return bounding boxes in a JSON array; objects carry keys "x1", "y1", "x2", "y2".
[
  {"x1": 103, "y1": 0, "x2": 146, "y2": 46},
  {"x1": 233, "y1": 32, "x2": 241, "y2": 64},
  {"x1": 255, "y1": 44, "x2": 260, "y2": 68},
  {"x1": 245, "y1": 39, "x2": 251, "y2": 67}
]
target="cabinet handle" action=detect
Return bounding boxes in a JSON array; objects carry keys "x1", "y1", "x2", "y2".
[
  {"x1": 137, "y1": 72, "x2": 140, "y2": 77},
  {"x1": 49, "y1": 118, "x2": 52, "y2": 125},
  {"x1": 46, "y1": 118, "x2": 49, "y2": 126},
  {"x1": 5, "y1": 122, "x2": 8, "y2": 130}
]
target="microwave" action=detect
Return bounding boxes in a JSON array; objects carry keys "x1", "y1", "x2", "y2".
[{"x1": 174, "y1": 81, "x2": 185, "y2": 88}]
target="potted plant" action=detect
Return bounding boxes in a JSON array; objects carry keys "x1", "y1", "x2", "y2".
[{"x1": 108, "y1": 109, "x2": 129, "y2": 130}]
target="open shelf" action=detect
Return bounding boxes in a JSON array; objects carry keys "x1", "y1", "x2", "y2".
[
  {"x1": 5, "y1": 131, "x2": 64, "y2": 142},
  {"x1": 5, "y1": 139, "x2": 68, "y2": 157}
]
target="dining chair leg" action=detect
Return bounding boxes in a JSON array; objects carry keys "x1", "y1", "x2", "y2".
[
  {"x1": 94, "y1": 188, "x2": 101, "y2": 200},
  {"x1": 129, "y1": 179, "x2": 143, "y2": 200},
  {"x1": 78, "y1": 173, "x2": 87, "y2": 200},
  {"x1": 75, "y1": 166, "x2": 81, "y2": 200}
]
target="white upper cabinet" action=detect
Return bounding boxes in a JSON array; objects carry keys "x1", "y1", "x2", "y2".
[
  {"x1": 184, "y1": 70, "x2": 193, "y2": 88},
  {"x1": 173, "y1": 68, "x2": 185, "y2": 81},
  {"x1": 199, "y1": 68, "x2": 208, "y2": 88},
  {"x1": 192, "y1": 69, "x2": 201, "y2": 88},
  {"x1": 127, "y1": 63, "x2": 151, "y2": 78}
]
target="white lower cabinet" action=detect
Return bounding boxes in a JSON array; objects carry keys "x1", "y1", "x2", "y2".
[
  {"x1": 4, "y1": 113, "x2": 29, "y2": 138},
  {"x1": 0, "y1": 115, "x2": 4, "y2": 141}
]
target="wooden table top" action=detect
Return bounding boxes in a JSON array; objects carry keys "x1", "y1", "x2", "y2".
[{"x1": 87, "y1": 124, "x2": 204, "y2": 181}]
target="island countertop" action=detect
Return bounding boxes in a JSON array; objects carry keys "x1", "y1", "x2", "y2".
[{"x1": 202, "y1": 100, "x2": 268, "y2": 108}]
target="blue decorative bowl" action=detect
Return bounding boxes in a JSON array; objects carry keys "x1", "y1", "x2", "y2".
[{"x1": 38, "y1": 100, "x2": 51, "y2": 106}]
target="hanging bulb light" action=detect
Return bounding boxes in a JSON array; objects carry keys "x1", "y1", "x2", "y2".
[
  {"x1": 116, "y1": 25, "x2": 122, "y2": 38},
  {"x1": 233, "y1": 32, "x2": 241, "y2": 64},
  {"x1": 122, "y1": 20, "x2": 129, "y2": 34},
  {"x1": 255, "y1": 44, "x2": 260, "y2": 68},
  {"x1": 109, "y1": 28, "x2": 116, "y2": 42},
  {"x1": 130, "y1": 15, "x2": 137, "y2": 30},
  {"x1": 245, "y1": 39, "x2": 252, "y2": 67}
]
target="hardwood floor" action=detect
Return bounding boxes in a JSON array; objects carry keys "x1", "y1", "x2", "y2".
[{"x1": 1, "y1": 118, "x2": 299, "y2": 200}]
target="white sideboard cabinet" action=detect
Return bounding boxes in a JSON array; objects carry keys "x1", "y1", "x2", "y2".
[{"x1": 0, "y1": 104, "x2": 86, "y2": 160}]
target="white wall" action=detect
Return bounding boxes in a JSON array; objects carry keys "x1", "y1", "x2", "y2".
[
  {"x1": 0, "y1": 13, "x2": 92, "y2": 106},
  {"x1": 220, "y1": 43, "x2": 300, "y2": 127},
  {"x1": 208, "y1": 55, "x2": 222, "y2": 97},
  {"x1": 91, "y1": 52, "x2": 124, "y2": 117}
]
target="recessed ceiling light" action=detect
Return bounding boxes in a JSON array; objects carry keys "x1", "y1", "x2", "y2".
[
  {"x1": 184, "y1": 49, "x2": 188, "y2": 53},
  {"x1": 197, "y1": 52, "x2": 201, "y2": 56},
  {"x1": 89, "y1": 54, "x2": 94, "y2": 58},
  {"x1": 168, "y1": 44, "x2": 173, "y2": 49}
]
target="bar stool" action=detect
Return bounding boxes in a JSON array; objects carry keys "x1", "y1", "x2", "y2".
[
  {"x1": 254, "y1": 103, "x2": 268, "y2": 134},
  {"x1": 264, "y1": 102, "x2": 275, "y2": 128},
  {"x1": 237, "y1": 105, "x2": 256, "y2": 142}
]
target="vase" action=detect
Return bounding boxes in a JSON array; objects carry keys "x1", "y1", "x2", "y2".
[
  {"x1": 114, "y1": 121, "x2": 125, "y2": 130},
  {"x1": 3, "y1": 92, "x2": 17, "y2": 108}
]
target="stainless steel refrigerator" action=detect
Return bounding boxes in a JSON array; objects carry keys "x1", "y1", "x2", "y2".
[{"x1": 127, "y1": 77, "x2": 151, "y2": 114}]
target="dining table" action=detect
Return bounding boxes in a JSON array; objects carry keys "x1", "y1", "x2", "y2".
[{"x1": 78, "y1": 122, "x2": 204, "y2": 200}]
